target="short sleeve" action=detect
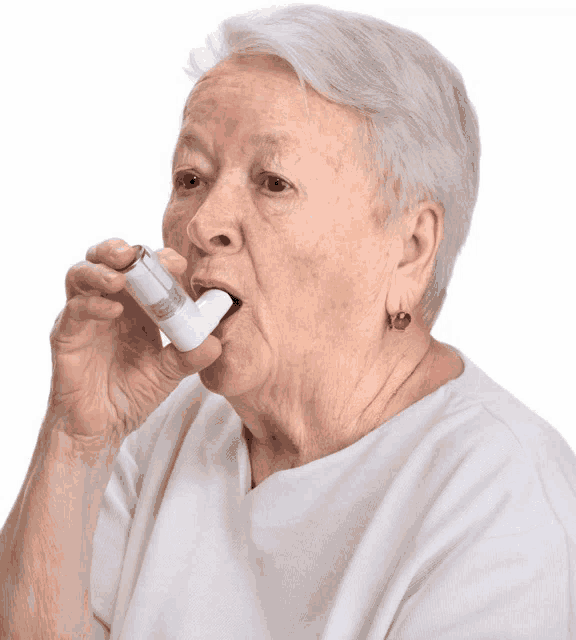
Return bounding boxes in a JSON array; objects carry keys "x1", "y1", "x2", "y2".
[
  {"x1": 89, "y1": 374, "x2": 209, "y2": 630},
  {"x1": 90, "y1": 443, "x2": 140, "y2": 628}
]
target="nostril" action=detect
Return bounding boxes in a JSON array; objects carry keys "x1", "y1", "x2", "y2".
[{"x1": 211, "y1": 235, "x2": 231, "y2": 247}]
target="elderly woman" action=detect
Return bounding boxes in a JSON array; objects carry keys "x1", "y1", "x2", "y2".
[{"x1": 2, "y1": 5, "x2": 575, "y2": 639}]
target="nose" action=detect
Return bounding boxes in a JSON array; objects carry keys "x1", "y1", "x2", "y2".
[{"x1": 186, "y1": 193, "x2": 243, "y2": 256}]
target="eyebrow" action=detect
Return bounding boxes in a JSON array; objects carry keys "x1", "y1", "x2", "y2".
[
  {"x1": 176, "y1": 132, "x2": 213, "y2": 164},
  {"x1": 175, "y1": 130, "x2": 300, "y2": 165}
]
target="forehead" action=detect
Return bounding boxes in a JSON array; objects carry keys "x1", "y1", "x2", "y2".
[
  {"x1": 184, "y1": 56, "x2": 306, "y2": 121},
  {"x1": 180, "y1": 56, "x2": 368, "y2": 159}
]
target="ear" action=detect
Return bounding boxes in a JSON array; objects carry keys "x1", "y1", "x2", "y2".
[{"x1": 386, "y1": 199, "x2": 444, "y2": 318}]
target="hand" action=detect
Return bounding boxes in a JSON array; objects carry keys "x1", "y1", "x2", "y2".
[{"x1": 46, "y1": 238, "x2": 222, "y2": 448}]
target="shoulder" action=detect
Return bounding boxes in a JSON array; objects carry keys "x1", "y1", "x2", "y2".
[
  {"x1": 415, "y1": 349, "x2": 576, "y2": 540},
  {"x1": 385, "y1": 375, "x2": 576, "y2": 638}
]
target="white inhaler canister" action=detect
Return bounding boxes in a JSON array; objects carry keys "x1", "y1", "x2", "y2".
[{"x1": 119, "y1": 245, "x2": 233, "y2": 351}]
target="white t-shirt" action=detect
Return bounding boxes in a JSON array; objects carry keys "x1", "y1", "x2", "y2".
[{"x1": 90, "y1": 347, "x2": 576, "y2": 639}]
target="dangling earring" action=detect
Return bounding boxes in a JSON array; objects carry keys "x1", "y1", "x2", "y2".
[{"x1": 387, "y1": 311, "x2": 412, "y2": 331}]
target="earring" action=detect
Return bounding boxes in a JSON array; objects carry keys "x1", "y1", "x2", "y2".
[{"x1": 388, "y1": 311, "x2": 412, "y2": 331}]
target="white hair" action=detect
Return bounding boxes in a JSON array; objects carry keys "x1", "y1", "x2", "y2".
[{"x1": 184, "y1": 4, "x2": 481, "y2": 329}]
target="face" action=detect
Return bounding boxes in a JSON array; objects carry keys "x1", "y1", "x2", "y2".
[{"x1": 163, "y1": 55, "x2": 399, "y2": 401}]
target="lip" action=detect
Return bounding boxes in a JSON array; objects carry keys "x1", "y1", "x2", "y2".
[{"x1": 190, "y1": 277, "x2": 244, "y2": 305}]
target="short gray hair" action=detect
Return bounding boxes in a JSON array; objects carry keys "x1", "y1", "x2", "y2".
[{"x1": 184, "y1": 4, "x2": 481, "y2": 329}]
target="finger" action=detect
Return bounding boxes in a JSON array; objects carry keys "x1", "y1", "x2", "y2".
[
  {"x1": 69, "y1": 295, "x2": 123, "y2": 321},
  {"x1": 51, "y1": 296, "x2": 123, "y2": 342},
  {"x1": 85, "y1": 238, "x2": 138, "y2": 270},
  {"x1": 65, "y1": 261, "x2": 126, "y2": 301},
  {"x1": 158, "y1": 334, "x2": 222, "y2": 381},
  {"x1": 154, "y1": 247, "x2": 188, "y2": 274},
  {"x1": 155, "y1": 248, "x2": 189, "y2": 289}
]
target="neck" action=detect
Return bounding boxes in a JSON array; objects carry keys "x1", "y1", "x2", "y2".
[{"x1": 233, "y1": 312, "x2": 438, "y2": 483}]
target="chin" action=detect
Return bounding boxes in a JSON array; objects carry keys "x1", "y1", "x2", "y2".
[
  {"x1": 198, "y1": 361, "x2": 236, "y2": 397},
  {"x1": 198, "y1": 345, "x2": 261, "y2": 399}
]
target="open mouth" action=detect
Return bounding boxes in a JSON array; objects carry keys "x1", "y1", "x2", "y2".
[{"x1": 198, "y1": 287, "x2": 243, "y2": 323}]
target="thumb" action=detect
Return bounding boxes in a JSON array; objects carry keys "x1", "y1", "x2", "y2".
[{"x1": 159, "y1": 335, "x2": 223, "y2": 380}]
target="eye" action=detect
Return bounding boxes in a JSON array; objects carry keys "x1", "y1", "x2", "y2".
[
  {"x1": 263, "y1": 175, "x2": 291, "y2": 194},
  {"x1": 174, "y1": 171, "x2": 202, "y2": 191}
]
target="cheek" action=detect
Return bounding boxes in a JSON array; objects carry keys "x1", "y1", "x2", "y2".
[
  {"x1": 280, "y1": 237, "x2": 357, "y2": 318},
  {"x1": 162, "y1": 204, "x2": 190, "y2": 251},
  {"x1": 311, "y1": 225, "x2": 386, "y2": 315}
]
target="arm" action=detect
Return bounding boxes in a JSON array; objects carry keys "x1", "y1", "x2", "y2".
[
  {"x1": 0, "y1": 415, "x2": 117, "y2": 640},
  {"x1": 1, "y1": 238, "x2": 221, "y2": 638}
]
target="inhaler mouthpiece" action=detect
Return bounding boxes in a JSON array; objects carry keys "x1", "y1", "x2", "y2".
[{"x1": 119, "y1": 245, "x2": 233, "y2": 351}]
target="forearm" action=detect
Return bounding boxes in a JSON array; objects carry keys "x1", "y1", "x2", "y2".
[{"x1": 0, "y1": 418, "x2": 117, "y2": 639}]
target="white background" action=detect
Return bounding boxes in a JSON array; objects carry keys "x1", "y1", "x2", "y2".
[{"x1": 0, "y1": 0, "x2": 574, "y2": 525}]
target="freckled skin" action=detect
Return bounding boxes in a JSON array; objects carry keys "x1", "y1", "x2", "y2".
[{"x1": 162, "y1": 54, "x2": 463, "y2": 487}]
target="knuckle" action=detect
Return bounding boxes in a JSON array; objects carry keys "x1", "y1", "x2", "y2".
[
  {"x1": 66, "y1": 261, "x2": 94, "y2": 294},
  {"x1": 67, "y1": 296, "x2": 81, "y2": 314},
  {"x1": 49, "y1": 310, "x2": 64, "y2": 339},
  {"x1": 65, "y1": 262, "x2": 80, "y2": 282},
  {"x1": 88, "y1": 240, "x2": 136, "y2": 270},
  {"x1": 85, "y1": 242, "x2": 104, "y2": 262},
  {"x1": 86, "y1": 238, "x2": 126, "y2": 262},
  {"x1": 69, "y1": 295, "x2": 94, "y2": 315},
  {"x1": 69, "y1": 259, "x2": 89, "y2": 275}
]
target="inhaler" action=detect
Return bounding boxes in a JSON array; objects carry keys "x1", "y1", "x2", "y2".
[{"x1": 119, "y1": 245, "x2": 233, "y2": 351}]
